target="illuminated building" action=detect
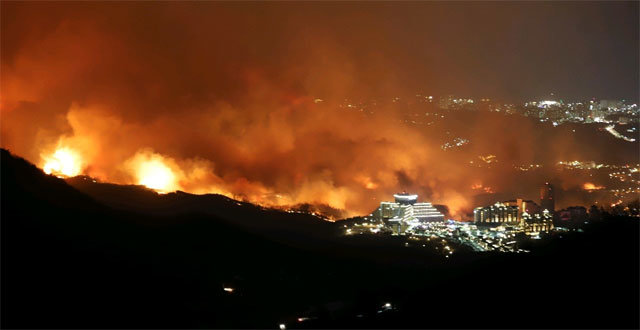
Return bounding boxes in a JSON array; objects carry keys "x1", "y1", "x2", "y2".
[
  {"x1": 502, "y1": 199, "x2": 541, "y2": 223},
  {"x1": 522, "y1": 209, "x2": 554, "y2": 234},
  {"x1": 537, "y1": 100, "x2": 560, "y2": 108},
  {"x1": 474, "y1": 199, "x2": 553, "y2": 233},
  {"x1": 540, "y1": 182, "x2": 555, "y2": 213},
  {"x1": 375, "y1": 193, "x2": 444, "y2": 234},
  {"x1": 438, "y1": 95, "x2": 456, "y2": 109},
  {"x1": 473, "y1": 202, "x2": 519, "y2": 224},
  {"x1": 599, "y1": 99, "x2": 623, "y2": 111}
]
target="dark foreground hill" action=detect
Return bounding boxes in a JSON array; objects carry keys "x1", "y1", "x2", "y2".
[
  {"x1": 1, "y1": 149, "x2": 638, "y2": 329},
  {"x1": 64, "y1": 175, "x2": 339, "y2": 248}
]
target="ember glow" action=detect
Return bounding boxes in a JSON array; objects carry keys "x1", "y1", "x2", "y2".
[
  {"x1": 583, "y1": 182, "x2": 605, "y2": 191},
  {"x1": 471, "y1": 183, "x2": 494, "y2": 194}
]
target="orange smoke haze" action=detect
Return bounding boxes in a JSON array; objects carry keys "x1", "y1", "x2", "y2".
[{"x1": 2, "y1": 3, "x2": 637, "y2": 219}]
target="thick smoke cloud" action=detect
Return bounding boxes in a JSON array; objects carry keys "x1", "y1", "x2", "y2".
[{"x1": 2, "y1": 3, "x2": 637, "y2": 218}]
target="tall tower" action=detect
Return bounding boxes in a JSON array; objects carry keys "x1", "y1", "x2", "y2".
[
  {"x1": 516, "y1": 198, "x2": 525, "y2": 223},
  {"x1": 540, "y1": 182, "x2": 555, "y2": 213}
]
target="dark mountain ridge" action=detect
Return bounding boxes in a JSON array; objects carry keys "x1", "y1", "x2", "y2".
[
  {"x1": 64, "y1": 174, "x2": 338, "y2": 246},
  {"x1": 2, "y1": 148, "x2": 638, "y2": 329}
]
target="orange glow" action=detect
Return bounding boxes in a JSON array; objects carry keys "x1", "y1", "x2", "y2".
[
  {"x1": 471, "y1": 183, "x2": 494, "y2": 194},
  {"x1": 42, "y1": 147, "x2": 83, "y2": 177},
  {"x1": 127, "y1": 151, "x2": 178, "y2": 193},
  {"x1": 3, "y1": 3, "x2": 634, "y2": 221},
  {"x1": 138, "y1": 160, "x2": 175, "y2": 191},
  {"x1": 356, "y1": 175, "x2": 379, "y2": 190},
  {"x1": 478, "y1": 155, "x2": 497, "y2": 164},
  {"x1": 583, "y1": 182, "x2": 604, "y2": 191}
]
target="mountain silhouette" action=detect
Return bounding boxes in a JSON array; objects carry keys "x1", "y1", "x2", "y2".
[
  {"x1": 2, "y1": 148, "x2": 638, "y2": 329},
  {"x1": 64, "y1": 174, "x2": 339, "y2": 246}
]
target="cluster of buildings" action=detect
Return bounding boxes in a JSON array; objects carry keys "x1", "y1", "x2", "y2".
[
  {"x1": 344, "y1": 178, "x2": 637, "y2": 252},
  {"x1": 472, "y1": 183, "x2": 554, "y2": 231},
  {"x1": 345, "y1": 183, "x2": 567, "y2": 252},
  {"x1": 472, "y1": 183, "x2": 555, "y2": 235},
  {"x1": 368, "y1": 183, "x2": 557, "y2": 237},
  {"x1": 503, "y1": 98, "x2": 637, "y2": 125},
  {"x1": 337, "y1": 94, "x2": 638, "y2": 127},
  {"x1": 420, "y1": 94, "x2": 639, "y2": 126}
]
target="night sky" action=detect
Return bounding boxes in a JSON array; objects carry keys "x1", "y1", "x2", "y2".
[{"x1": 3, "y1": 2, "x2": 638, "y2": 102}]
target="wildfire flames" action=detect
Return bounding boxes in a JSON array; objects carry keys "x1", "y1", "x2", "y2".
[
  {"x1": 136, "y1": 159, "x2": 175, "y2": 192},
  {"x1": 42, "y1": 145, "x2": 181, "y2": 193},
  {"x1": 583, "y1": 182, "x2": 605, "y2": 191},
  {"x1": 42, "y1": 147, "x2": 83, "y2": 177},
  {"x1": 471, "y1": 183, "x2": 494, "y2": 194},
  {"x1": 2, "y1": 3, "x2": 637, "y2": 219},
  {"x1": 125, "y1": 150, "x2": 180, "y2": 193}
]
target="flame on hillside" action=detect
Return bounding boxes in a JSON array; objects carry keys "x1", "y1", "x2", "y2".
[{"x1": 42, "y1": 147, "x2": 84, "y2": 177}]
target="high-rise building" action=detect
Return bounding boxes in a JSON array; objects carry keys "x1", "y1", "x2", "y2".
[
  {"x1": 473, "y1": 202, "x2": 519, "y2": 224},
  {"x1": 522, "y1": 209, "x2": 554, "y2": 233},
  {"x1": 540, "y1": 182, "x2": 554, "y2": 213},
  {"x1": 474, "y1": 198, "x2": 553, "y2": 233},
  {"x1": 502, "y1": 199, "x2": 541, "y2": 224},
  {"x1": 375, "y1": 193, "x2": 444, "y2": 234}
]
